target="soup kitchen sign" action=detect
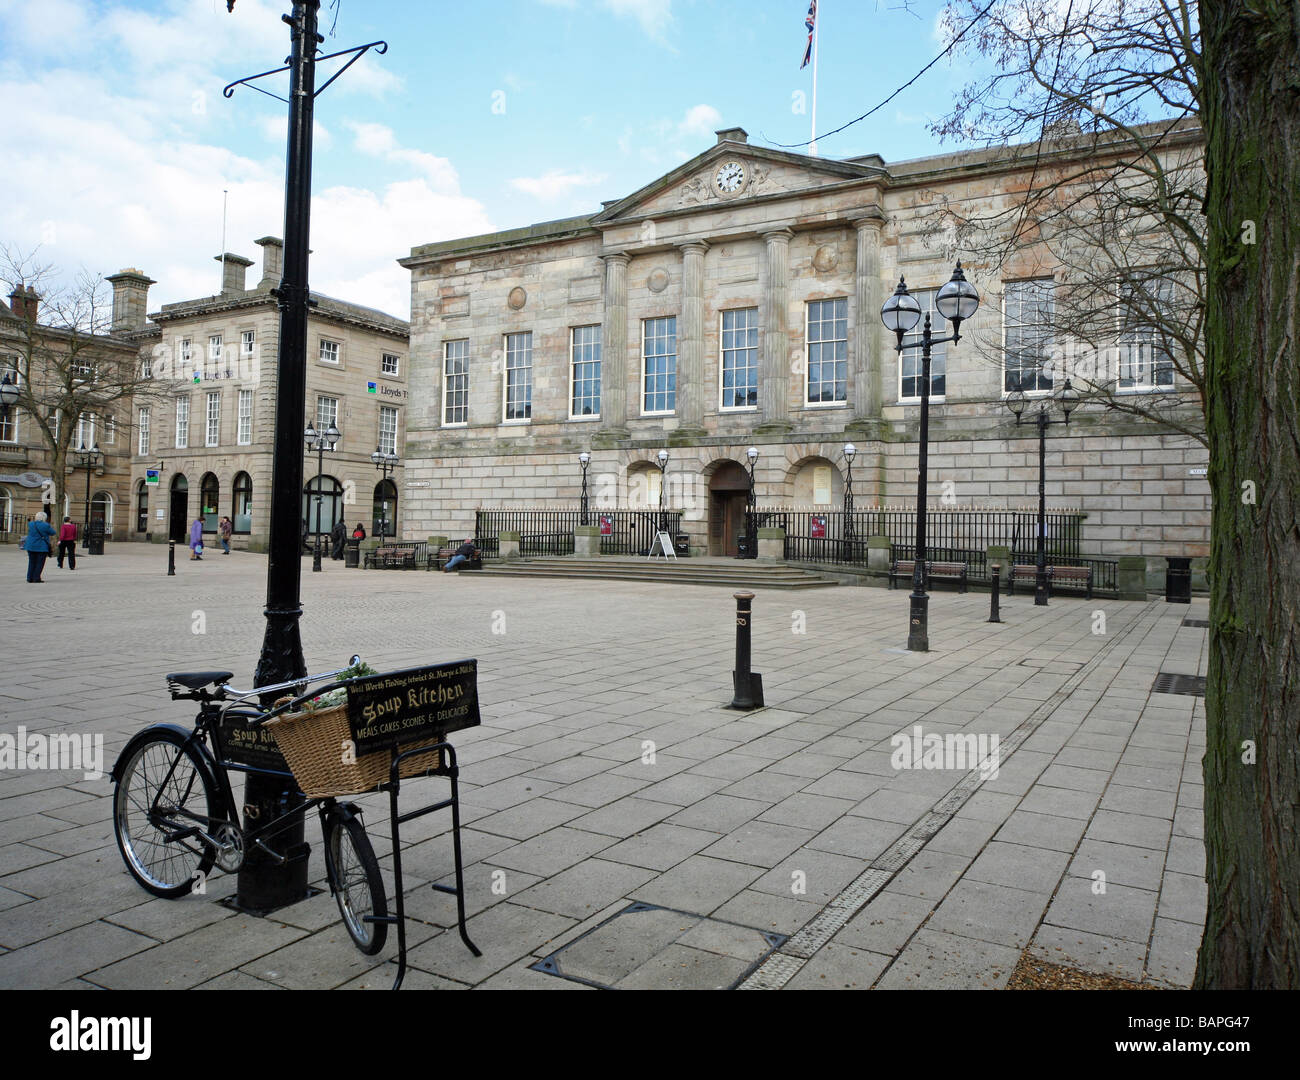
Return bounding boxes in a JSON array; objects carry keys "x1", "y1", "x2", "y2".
[{"x1": 346, "y1": 659, "x2": 480, "y2": 754}]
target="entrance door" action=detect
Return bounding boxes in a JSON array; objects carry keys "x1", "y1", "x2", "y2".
[
  {"x1": 169, "y1": 475, "x2": 188, "y2": 542},
  {"x1": 707, "y1": 461, "x2": 752, "y2": 556}
]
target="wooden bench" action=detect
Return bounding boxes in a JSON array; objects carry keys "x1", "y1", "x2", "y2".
[
  {"x1": 433, "y1": 543, "x2": 483, "y2": 571},
  {"x1": 1008, "y1": 563, "x2": 1093, "y2": 598},
  {"x1": 1009, "y1": 564, "x2": 1040, "y2": 594},
  {"x1": 364, "y1": 543, "x2": 423, "y2": 570},
  {"x1": 889, "y1": 559, "x2": 968, "y2": 593}
]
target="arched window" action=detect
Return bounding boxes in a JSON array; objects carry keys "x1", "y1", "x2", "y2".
[
  {"x1": 200, "y1": 473, "x2": 220, "y2": 533},
  {"x1": 136, "y1": 480, "x2": 149, "y2": 533},
  {"x1": 372, "y1": 479, "x2": 398, "y2": 538},
  {"x1": 232, "y1": 472, "x2": 252, "y2": 534},
  {"x1": 302, "y1": 475, "x2": 342, "y2": 537},
  {"x1": 91, "y1": 491, "x2": 114, "y2": 531}
]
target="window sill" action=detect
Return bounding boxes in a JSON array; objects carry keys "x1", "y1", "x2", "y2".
[
  {"x1": 896, "y1": 397, "x2": 947, "y2": 406},
  {"x1": 719, "y1": 406, "x2": 759, "y2": 414},
  {"x1": 801, "y1": 401, "x2": 848, "y2": 409},
  {"x1": 568, "y1": 415, "x2": 601, "y2": 422}
]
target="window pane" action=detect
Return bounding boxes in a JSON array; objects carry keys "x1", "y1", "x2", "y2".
[
  {"x1": 1004, "y1": 280, "x2": 1055, "y2": 392},
  {"x1": 643, "y1": 316, "x2": 677, "y2": 413},
  {"x1": 444, "y1": 340, "x2": 469, "y2": 425},
  {"x1": 379, "y1": 406, "x2": 398, "y2": 455},
  {"x1": 806, "y1": 298, "x2": 848, "y2": 403},
  {"x1": 505, "y1": 332, "x2": 532, "y2": 421},
  {"x1": 899, "y1": 289, "x2": 947, "y2": 400},
  {"x1": 571, "y1": 325, "x2": 602, "y2": 417},
  {"x1": 721, "y1": 308, "x2": 759, "y2": 408}
]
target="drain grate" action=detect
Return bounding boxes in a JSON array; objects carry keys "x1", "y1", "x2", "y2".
[
  {"x1": 1153, "y1": 672, "x2": 1206, "y2": 697},
  {"x1": 530, "y1": 902, "x2": 786, "y2": 990},
  {"x1": 1181, "y1": 618, "x2": 1209, "y2": 628}
]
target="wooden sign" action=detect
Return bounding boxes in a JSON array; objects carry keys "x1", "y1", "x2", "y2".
[
  {"x1": 346, "y1": 659, "x2": 480, "y2": 756},
  {"x1": 219, "y1": 712, "x2": 291, "y2": 772}
]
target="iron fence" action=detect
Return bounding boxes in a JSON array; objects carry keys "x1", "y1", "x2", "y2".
[{"x1": 474, "y1": 509, "x2": 683, "y2": 558}]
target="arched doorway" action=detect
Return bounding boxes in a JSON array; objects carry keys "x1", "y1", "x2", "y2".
[
  {"x1": 232, "y1": 472, "x2": 252, "y2": 534},
  {"x1": 200, "y1": 473, "x2": 219, "y2": 533},
  {"x1": 135, "y1": 480, "x2": 149, "y2": 534},
  {"x1": 708, "y1": 461, "x2": 750, "y2": 557},
  {"x1": 91, "y1": 491, "x2": 114, "y2": 533},
  {"x1": 169, "y1": 474, "x2": 188, "y2": 542},
  {"x1": 372, "y1": 479, "x2": 397, "y2": 538},
  {"x1": 302, "y1": 475, "x2": 342, "y2": 540}
]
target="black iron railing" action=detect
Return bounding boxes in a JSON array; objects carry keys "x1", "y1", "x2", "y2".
[{"x1": 474, "y1": 509, "x2": 683, "y2": 558}]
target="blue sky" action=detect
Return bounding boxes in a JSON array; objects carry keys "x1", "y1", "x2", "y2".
[{"x1": 0, "y1": 0, "x2": 982, "y2": 319}]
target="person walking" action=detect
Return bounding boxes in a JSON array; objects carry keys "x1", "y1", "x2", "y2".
[
  {"x1": 23, "y1": 512, "x2": 56, "y2": 583},
  {"x1": 218, "y1": 515, "x2": 233, "y2": 555},
  {"x1": 189, "y1": 516, "x2": 204, "y2": 560},
  {"x1": 56, "y1": 516, "x2": 78, "y2": 570},
  {"x1": 330, "y1": 518, "x2": 346, "y2": 560}
]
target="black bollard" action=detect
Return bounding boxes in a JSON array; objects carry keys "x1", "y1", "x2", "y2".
[
  {"x1": 988, "y1": 564, "x2": 1001, "y2": 623},
  {"x1": 729, "y1": 591, "x2": 765, "y2": 709},
  {"x1": 168, "y1": 539, "x2": 176, "y2": 577}
]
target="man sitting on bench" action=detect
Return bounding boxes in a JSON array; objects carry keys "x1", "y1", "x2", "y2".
[{"x1": 443, "y1": 540, "x2": 477, "y2": 572}]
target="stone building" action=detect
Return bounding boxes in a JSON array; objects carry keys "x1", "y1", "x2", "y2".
[
  {"x1": 398, "y1": 125, "x2": 1207, "y2": 576},
  {"x1": 122, "y1": 239, "x2": 409, "y2": 551}
]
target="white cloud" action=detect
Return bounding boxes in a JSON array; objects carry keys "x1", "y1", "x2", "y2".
[
  {"x1": 537, "y1": 0, "x2": 674, "y2": 41},
  {"x1": 509, "y1": 170, "x2": 608, "y2": 201},
  {"x1": 679, "y1": 104, "x2": 723, "y2": 138},
  {"x1": 345, "y1": 122, "x2": 461, "y2": 194}
]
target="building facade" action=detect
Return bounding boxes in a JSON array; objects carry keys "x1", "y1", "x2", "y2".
[
  {"x1": 396, "y1": 125, "x2": 1208, "y2": 573},
  {"x1": 124, "y1": 239, "x2": 409, "y2": 551}
]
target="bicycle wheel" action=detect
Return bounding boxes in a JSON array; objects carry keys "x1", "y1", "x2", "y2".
[
  {"x1": 113, "y1": 729, "x2": 219, "y2": 899},
  {"x1": 325, "y1": 813, "x2": 388, "y2": 955}
]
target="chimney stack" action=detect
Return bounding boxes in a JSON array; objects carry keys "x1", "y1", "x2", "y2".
[
  {"x1": 715, "y1": 127, "x2": 748, "y2": 145},
  {"x1": 255, "y1": 236, "x2": 284, "y2": 290},
  {"x1": 106, "y1": 268, "x2": 156, "y2": 332},
  {"x1": 8, "y1": 285, "x2": 40, "y2": 321},
  {"x1": 214, "y1": 252, "x2": 254, "y2": 296}
]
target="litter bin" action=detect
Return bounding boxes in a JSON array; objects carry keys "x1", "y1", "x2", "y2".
[
  {"x1": 1165, "y1": 556, "x2": 1191, "y2": 603},
  {"x1": 86, "y1": 521, "x2": 106, "y2": 556},
  {"x1": 736, "y1": 534, "x2": 751, "y2": 559},
  {"x1": 344, "y1": 538, "x2": 360, "y2": 568}
]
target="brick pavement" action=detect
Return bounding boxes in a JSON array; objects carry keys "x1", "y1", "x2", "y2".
[{"x1": 0, "y1": 545, "x2": 1207, "y2": 989}]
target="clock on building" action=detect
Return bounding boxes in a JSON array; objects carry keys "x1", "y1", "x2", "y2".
[{"x1": 714, "y1": 160, "x2": 747, "y2": 195}]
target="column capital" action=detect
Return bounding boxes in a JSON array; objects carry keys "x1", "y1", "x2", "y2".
[
  {"x1": 761, "y1": 227, "x2": 795, "y2": 244},
  {"x1": 850, "y1": 207, "x2": 887, "y2": 231},
  {"x1": 678, "y1": 239, "x2": 710, "y2": 256},
  {"x1": 602, "y1": 250, "x2": 632, "y2": 266}
]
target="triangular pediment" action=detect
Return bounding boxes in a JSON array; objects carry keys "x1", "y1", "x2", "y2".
[{"x1": 590, "y1": 139, "x2": 882, "y2": 224}]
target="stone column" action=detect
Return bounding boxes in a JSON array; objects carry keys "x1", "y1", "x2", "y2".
[
  {"x1": 851, "y1": 210, "x2": 886, "y2": 426},
  {"x1": 758, "y1": 228, "x2": 794, "y2": 432},
  {"x1": 599, "y1": 253, "x2": 631, "y2": 438},
  {"x1": 678, "y1": 241, "x2": 709, "y2": 435}
]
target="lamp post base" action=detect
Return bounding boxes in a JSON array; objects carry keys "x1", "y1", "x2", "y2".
[
  {"x1": 1035, "y1": 568, "x2": 1049, "y2": 606},
  {"x1": 907, "y1": 591, "x2": 929, "y2": 652}
]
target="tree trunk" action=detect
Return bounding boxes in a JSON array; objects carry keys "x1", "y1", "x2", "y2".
[{"x1": 1195, "y1": 0, "x2": 1300, "y2": 988}]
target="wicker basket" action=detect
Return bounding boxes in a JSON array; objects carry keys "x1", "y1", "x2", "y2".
[{"x1": 263, "y1": 699, "x2": 442, "y2": 798}]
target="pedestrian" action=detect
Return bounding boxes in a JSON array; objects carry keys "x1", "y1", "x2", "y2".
[
  {"x1": 330, "y1": 519, "x2": 346, "y2": 560},
  {"x1": 443, "y1": 539, "x2": 477, "y2": 572},
  {"x1": 56, "y1": 516, "x2": 78, "y2": 570},
  {"x1": 302, "y1": 518, "x2": 310, "y2": 554},
  {"x1": 189, "y1": 516, "x2": 204, "y2": 560},
  {"x1": 23, "y1": 512, "x2": 56, "y2": 583},
  {"x1": 352, "y1": 522, "x2": 367, "y2": 541},
  {"x1": 218, "y1": 515, "x2": 233, "y2": 555}
]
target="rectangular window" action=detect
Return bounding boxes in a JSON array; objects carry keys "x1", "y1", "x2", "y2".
[
  {"x1": 319, "y1": 339, "x2": 340, "y2": 364},
  {"x1": 205, "y1": 391, "x2": 220, "y2": 446},
  {"x1": 1003, "y1": 279, "x2": 1055, "y2": 393},
  {"x1": 720, "y1": 308, "x2": 759, "y2": 409},
  {"x1": 381, "y1": 352, "x2": 400, "y2": 376},
  {"x1": 0, "y1": 407, "x2": 14, "y2": 443},
  {"x1": 504, "y1": 332, "x2": 532, "y2": 422},
  {"x1": 1118, "y1": 277, "x2": 1176, "y2": 391},
  {"x1": 806, "y1": 298, "x2": 848, "y2": 404},
  {"x1": 898, "y1": 289, "x2": 947, "y2": 401},
  {"x1": 570, "y1": 325, "x2": 602, "y2": 418},
  {"x1": 208, "y1": 334, "x2": 223, "y2": 377},
  {"x1": 175, "y1": 397, "x2": 189, "y2": 448},
  {"x1": 642, "y1": 316, "x2": 677, "y2": 414},
  {"x1": 71, "y1": 356, "x2": 95, "y2": 380},
  {"x1": 378, "y1": 406, "x2": 398, "y2": 456},
  {"x1": 315, "y1": 395, "x2": 338, "y2": 440},
  {"x1": 180, "y1": 338, "x2": 192, "y2": 367},
  {"x1": 104, "y1": 415, "x2": 116, "y2": 445},
  {"x1": 237, "y1": 389, "x2": 253, "y2": 445},
  {"x1": 443, "y1": 340, "x2": 469, "y2": 426},
  {"x1": 75, "y1": 412, "x2": 95, "y2": 450},
  {"x1": 241, "y1": 330, "x2": 255, "y2": 356},
  {"x1": 138, "y1": 408, "x2": 150, "y2": 455}
]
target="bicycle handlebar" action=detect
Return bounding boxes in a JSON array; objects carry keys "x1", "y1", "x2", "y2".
[{"x1": 217, "y1": 653, "x2": 363, "y2": 704}]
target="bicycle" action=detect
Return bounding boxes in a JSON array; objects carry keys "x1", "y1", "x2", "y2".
[{"x1": 111, "y1": 655, "x2": 482, "y2": 982}]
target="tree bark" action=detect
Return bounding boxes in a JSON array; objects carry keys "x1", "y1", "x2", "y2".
[{"x1": 1195, "y1": 0, "x2": 1300, "y2": 988}]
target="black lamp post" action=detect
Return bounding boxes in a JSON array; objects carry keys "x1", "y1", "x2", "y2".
[
  {"x1": 74, "y1": 441, "x2": 102, "y2": 552},
  {"x1": 743, "y1": 446, "x2": 759, "y2": 559},
  {"x1": 842, "y1": 442, "x2": 857, "y2": 557},
  {"x1": 882, "y1": 263, "x2": 980, "y2": 652},
  {"x1": 656, "y1": 449, "x2": 669, "y2": 531},
  {"x1": 304, "y1": 419, "x2": 339, "y2": 572},
  {"x1": 578, "y1": 451, "x2": 591, "y2": 525},
  {"x1": 1005, "y1": 378, "x2": 1077, "y2": 605},
  {"x1": 370, "y1": 444, "x2": 398, "y2": 537}
]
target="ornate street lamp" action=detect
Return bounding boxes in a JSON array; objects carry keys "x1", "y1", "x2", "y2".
[
  {"x1": 842, "y1": 442, "x2": 857, "y2": 559},
  {"x1": 370, "y1": 444, "x2": 398, "y2": 538},
  {"x1": 75, "y1": 440, "x2": 102, "y2": 553},
  {"x1": 882, "y1": 263, "x2": 980, "y2": 652},
  {"x1": 578, "y1": 451, "x2": 591, "y2": 525},
  {"x1": 0, "y1": 372, "x2": 18, "y2": 420},
  {"x1": 743, "y1": 446, "x2": 759, "y2": 559},
  {"x1": 304, "y1": 419, "x2": 340, "y2": 572},
  {"x1": 656, "y1": 449, "x2": 669, "y2": 533},
  {"x1": 1005, "y1": 378, "x2": 1077, "y2": 605}
]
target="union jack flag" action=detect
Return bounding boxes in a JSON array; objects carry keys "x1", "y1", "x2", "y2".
[{"x1": 800, "y1": 0, "x2": 817, "y2": 69}]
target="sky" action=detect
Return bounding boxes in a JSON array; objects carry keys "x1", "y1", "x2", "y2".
[{"x1": 0, "y1": 0, "x2": 986, "y2": 322}]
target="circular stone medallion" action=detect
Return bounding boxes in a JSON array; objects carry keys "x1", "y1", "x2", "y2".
[
  {"x1": 647, "y1": 268, "x2": 670, "y2": 294},
  {"x1": 812, "y1": 245, "x2": 839, "y2": 273},
  {"x1": 507, "y1": 286, "x2": 527, "y2": 310}
]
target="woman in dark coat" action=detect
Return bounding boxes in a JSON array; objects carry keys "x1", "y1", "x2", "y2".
[{"x1": 330, "y1": 519, "x2": 346, "y2": 559}]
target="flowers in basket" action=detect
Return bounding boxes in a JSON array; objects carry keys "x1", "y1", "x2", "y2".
[{"x1": 300, "y1": 660, "x2": 379, "y2": 713}]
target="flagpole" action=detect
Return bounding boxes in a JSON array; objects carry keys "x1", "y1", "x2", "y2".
[{"x1": 809, "y1": 3, "x2": 819, "y2": 156}]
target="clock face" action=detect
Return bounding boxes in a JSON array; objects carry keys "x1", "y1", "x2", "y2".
[{"x1": 715, "y1": 160, "x2": 746, "y2": 194}]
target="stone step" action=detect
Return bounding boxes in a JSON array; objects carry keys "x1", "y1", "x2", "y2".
[{"x1": 472, "y1": 559, "x2": 837, "y2": 589}]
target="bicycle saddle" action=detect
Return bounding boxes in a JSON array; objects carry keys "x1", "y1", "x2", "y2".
[{"x1": 165, "y1": 671, "x2": 235, "y2": 690}]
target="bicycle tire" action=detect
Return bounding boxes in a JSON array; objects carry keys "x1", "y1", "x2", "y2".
[
  {"x1": 325, "y1": 813, "x2": 388, "y2": 955},
  {"x1": 113, "y1": 729, "x2": 219, "y2": 899}
]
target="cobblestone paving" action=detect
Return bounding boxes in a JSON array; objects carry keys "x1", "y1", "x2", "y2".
[{"x1": 0, "y1": 545, "x2": 1207, "y2": 989}]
